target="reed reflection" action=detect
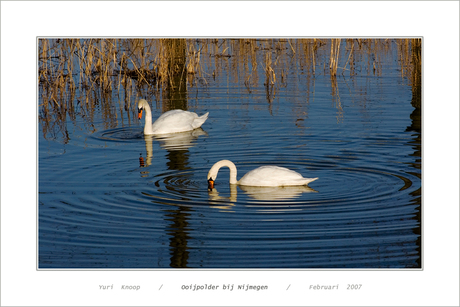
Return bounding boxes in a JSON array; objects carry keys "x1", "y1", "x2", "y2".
[{"x1": 162, "y1": 43, "x2": 193, "y2": 268}]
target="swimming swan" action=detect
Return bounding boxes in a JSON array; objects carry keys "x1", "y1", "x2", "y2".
[
  {"x1": 138, "y1": 99, "x2": 209, "y2": 135},
  {"x1": 207, "y1": 160, "x2": 318, "y2": 188}
]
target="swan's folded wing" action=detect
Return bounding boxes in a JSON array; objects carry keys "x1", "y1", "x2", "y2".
[
  {"x1": 238, "y1": 166, "x2": 317, "y2": 187},
  {"x1": 152, "y1": 110, "x2": 207, "y2": 134}
]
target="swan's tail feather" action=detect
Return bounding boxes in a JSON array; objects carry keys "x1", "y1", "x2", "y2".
[
  {"x1": 279, "y1": 177, "x2": 318, "y2": 186},
  {"x1": 193, "y1": 112, "x2": 209, "y2": 129},
  {"x1": 303, "y1": 177, "x2": 318, "y2": 185}
]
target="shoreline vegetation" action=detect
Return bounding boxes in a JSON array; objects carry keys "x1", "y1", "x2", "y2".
[{"x1": 38, "y1": 38, "x2": 421, "y2": 142}]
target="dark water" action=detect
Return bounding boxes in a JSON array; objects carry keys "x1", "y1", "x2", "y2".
[{"x1": 39, "y1": 41, "x2": 421, "y2": 268}]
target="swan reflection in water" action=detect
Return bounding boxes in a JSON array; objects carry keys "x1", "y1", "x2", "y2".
[
  {"x1": 239, "y1": 184, "x2": 317, "y2": 200},
  {"x1": 153, "y1": 128, "x2": 207, "y2": 151},
  {"x1": 139, "y1": 129, "x2": 207, "y2": 168},
  {"x1": 208, "y1": 184, "x2": 317, "y2": 203}
]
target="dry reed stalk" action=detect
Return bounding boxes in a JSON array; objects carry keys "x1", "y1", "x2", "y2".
[
  {"x1": 342, "y1": 39, "x2": 354, "y2": 75},
  {"x1": 299, "y1": 39, "x2": 316, "y2": 75},
  {"x1": 157, "y1": 39, "x2": 171, "y2": 88},
  {"x1": 247, "y1": 39, "x2": 259, "y2": 88},
  {"x1": 410, "y1": 38, "x2": 422, "y2": 108},
  {"x1": 395, "y1": 38, "x2": 421, "y2": 94},
  {"x1": 186, "y1": 41, "x2": 200, "y2": 75},
  {"x1": 264, "y1": 52, "x2": 276, "y2": 86},
  {"x1": 233, "y1": 39, "x2": 255, "y2": 93},
  {"x1": 263, "y1": 50, "x2": 277, "y2": 104},
  {"x1": 288, "y1": 39, "x2": 296, "y2": 55},
  {"x1": 329, "y1": 38, "x2": 341, "y2": 76}
]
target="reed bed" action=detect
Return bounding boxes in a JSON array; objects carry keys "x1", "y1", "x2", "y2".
[{"x1": 39, "y1": 38, "x2": 422, "y2": 141}]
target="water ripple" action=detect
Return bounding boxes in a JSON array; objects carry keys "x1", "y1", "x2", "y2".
[{"x1": 40, "y1": 91, "x2": 420, "y2": 269}]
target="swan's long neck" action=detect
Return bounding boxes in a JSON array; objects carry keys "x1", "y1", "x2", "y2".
[
  {"x1": 139, "y1": 100, "x2": 154, "y2": 134},
  {"x1": 208, "y1": 160, "x2": 238, "y2": 184}
]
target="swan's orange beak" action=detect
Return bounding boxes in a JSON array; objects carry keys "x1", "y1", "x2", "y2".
[
  {"x1": 138, "y1": 109, "x2": 143, "y2": 120},
  {"x1": 208, "y1": 178, "x2": 214, "y2": 190}
]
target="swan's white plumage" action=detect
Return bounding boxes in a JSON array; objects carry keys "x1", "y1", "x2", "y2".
[
  {"x1": 138, "y1": 99, "x2": 208, "y2": 135},
  {"x1": 207, "y1": 160, "x2": 318, "y2": 187},
  {"x1": 238, "y1": 165, "x2": 317, "y2": 186}
]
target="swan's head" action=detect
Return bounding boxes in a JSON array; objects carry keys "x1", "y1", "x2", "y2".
[
  {"x1": 207, "y1": 166, "x2": 218, "y2": 189},
  {"x1": 207, "y1": 177, "x2": 215, "y2": 190},
  {"x1": 137, "y1": 99, "x2": 148, "y2": 120},
  {"x1": 207, "y1": 167, "x2": 219, "y2": 182},
  {"x1": 207, "y1": 169, "x2": 216, "y2": 189}
]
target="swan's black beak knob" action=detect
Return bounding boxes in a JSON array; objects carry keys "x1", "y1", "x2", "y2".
[{"x1": 208, "y1": 177, "x2": 214, "y2": 190}]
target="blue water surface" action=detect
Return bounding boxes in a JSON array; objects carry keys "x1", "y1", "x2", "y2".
[{"x1": 39, "y1": 39, "x2": 421, "y2": 268}]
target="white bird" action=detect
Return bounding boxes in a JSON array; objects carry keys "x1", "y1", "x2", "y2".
[
  {"x1": 137, "y1": 99, "x2": 209, "y2": 135},
  {"x1": 207, "y1": 160, "x2": 318, "y2": 188}
]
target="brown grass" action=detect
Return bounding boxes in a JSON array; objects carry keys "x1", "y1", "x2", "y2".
[{"x1": 39, "y1": 38, "x2": 422, "y2": 140}]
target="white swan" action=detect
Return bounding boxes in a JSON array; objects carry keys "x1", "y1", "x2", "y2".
[
  {"x1": 207, "y1": 160, "x2": 318, "y2": 188},
  {"x1": 138, "y1": 99, "x2": 209, "y2": 135}
]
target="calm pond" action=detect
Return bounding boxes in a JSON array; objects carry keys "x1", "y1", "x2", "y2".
[{"x1": 38, "y1": 39, "x2": 421, "y2": 268}]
